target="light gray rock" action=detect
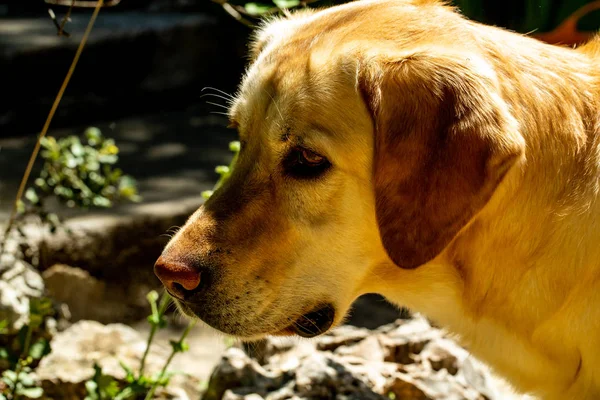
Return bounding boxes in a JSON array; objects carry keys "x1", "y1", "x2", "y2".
[
  {"x1": 0, "y1": 253, "x2": 46, "y2": 333},
  {"x1": 42, "y1": 264, "x2": 105, "y2": 323},
  {"x1": 202, "y1": 316, "x2": 524, "y2": 400},
  {"x1": 35, "y1": 320, "x2": 201, "y2": 400}
]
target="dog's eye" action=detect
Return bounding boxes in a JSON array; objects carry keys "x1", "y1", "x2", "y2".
[
  {"x1": 299, "y1": 148, "x2": 325, "y2": 165},
  {"x1": 283, "y1": 147, "x2": 331, "y2": 179}
]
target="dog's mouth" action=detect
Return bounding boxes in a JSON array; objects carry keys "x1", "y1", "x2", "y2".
[
  {"x1": 176, "y1": 298, "x2": 335, "y2": 339},
  {"x1": 285, "y1": 304, "x2": 336, "y2": 338}
]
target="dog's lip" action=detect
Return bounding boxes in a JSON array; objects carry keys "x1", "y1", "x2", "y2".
[
  {"x1": 175, "y1": 298, "x2": 336, "y2": 339},
  {"x1": 285, "y1": 304, "x2": 336, "y2": 338}
]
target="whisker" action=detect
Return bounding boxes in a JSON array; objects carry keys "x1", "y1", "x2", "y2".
[
  {"x1": 206, "y1": 101, "x2": 231, "y2": 110},
  {"x1": 199, "y1": 93, "x2": 234, "y2": 104},
  {"x1": 202, "y1": 86, "x2": 235, "y2": 100},
  {"x1": 210, "y1": 111, "x2": 231, "y2": 116}
]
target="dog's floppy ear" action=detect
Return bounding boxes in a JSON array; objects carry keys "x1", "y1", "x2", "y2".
[{"x1": 360, "y1": 53, "x2": 524, "y2": 269}]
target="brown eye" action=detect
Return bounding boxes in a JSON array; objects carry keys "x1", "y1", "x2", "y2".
[
  {"x1": 299, "y1": 148, "x2": 326, "y2": 165},
  {"x1": 283, "y1": 147, "x2": 331, "y2": 179}
]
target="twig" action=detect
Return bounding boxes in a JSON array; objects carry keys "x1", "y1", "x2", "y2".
[
  {"x1": 210, "y1": 0, "x2": 324, "y2": 27},
  {"x1": 0, "y1": 0, "x2": 104, "y2": 254},
  {"x1": 44, "y1": 0, "x2": 120, "y2": 6},
  {"x1": 211, "y1": 0, "x2": 255, "y2": 28},
  {"x1": 48, "y1": 9, "x2": 71, "y2": 37},
  {"x1": 58, "y1": 0, "x2": 76, "y2": 36}
]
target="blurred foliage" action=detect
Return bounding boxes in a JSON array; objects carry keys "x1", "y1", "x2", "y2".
[
  {"x1": 0, "y1": 298, "x2": 54, "y2": 400},
  {"x1": 84, "y1": 291, "x2": 193, "y2": 400},
  {"x1": 18, "y1": 127, "x2": 140, "y2": 232}
]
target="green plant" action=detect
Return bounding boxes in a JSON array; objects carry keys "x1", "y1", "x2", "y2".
[
  {"x1": 19, "y1": 127, "x2": 140, "y2": 233},
  {"x1": 0, "y1": 298, "x2": 54, "y2": 400},
  {"x1": 202, "y1": 140, "x2": 241, "y2": 200},
  {"x1": 86, "y1": 136, "x2": 241, "y2": 399},
  {"x1": 1, "y1": 0, "x2": 105, "y2": 252},
  {"x1": 84, "y1": 291, "x2": 195, "y2": 400}
]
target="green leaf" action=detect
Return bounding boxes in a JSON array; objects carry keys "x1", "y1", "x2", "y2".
[
  {"x1": 98, "y1": 154, "x2": 118, "y2": 164},
  {"x1": 29, "y1": 338, "x2": 50, "y2": 360},
  {"x1": 29, "y1": 297, "x2": 54, "y2": 321},
  {"x1": 85, "y1": 379, "x2": 99, "y2": 400},
  {"x1": 71, "y1": 141, "x2": 85, "y2": 157},
  {"x1": 25, "y1": 188, "x2": 39, "y2": 205},
  {"x1": 215, "y1": 166, "x2": 230, "y2": 176},
  {"x1": 3, "y1": 370, "x2": 17, "y2": 383},
  {"x1": 201, "y1": 190, "x2": 213, "y2": 200},
  {"x1": 85, "y1": 127, "x2": 103, "y2": 145},
  {"x1": 92, "y1": 196, "x2": 112, "y2": 207},
  {"x1": 244, "y1": 2, "x2": 273, "y2": 15},
  {"x1": 169, "y1": 339, "x2": 189, "y2": 353},
  {"x1": 17, "y1": 371, "x2": 35, "y2": 387},
  {"x1": 146, "y1": 314, "x2": 167, "y2": 329},
  {"x1": 113, "y1": 386, "x2": 136, "y2": 400},
  {"x1": 273, "y1": 0, "x2": 300, "y2": 8},
  {"x1": 17, "y1": 389, "x2": 44, "y2": 400},
  {"x1": 0, "y1": 319, "x2": 8, "y2": 334},
  {"x1": 119, "y1": 361, "x2": 135, "y2": 381}
]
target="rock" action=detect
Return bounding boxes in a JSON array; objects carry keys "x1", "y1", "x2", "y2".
[
  {"x1": 43, "y1": 264, "x2": 106, "y2": 323},
  {"x1": 0, "y1": 252, "x2": 46, "y2": 333},
  {"x1": 293, "y1": 353, "x2": 387, "y2": 400},
  {"x1": 316, "y1": 325, "x2": 370, "y2": 352},
  {"x1": 35, "y1": 320, "x2": 201, "y2": 400},
  {"x1": 203, "y1": 348, "x2": 283, "y2": 400},
  {"x1": 421, "y1": 340, "x2": 460, "y2": 375},
  {"x1": 380, "y1": 318, "x2": 443, "y2": 365},
  {"x1": 333, "y1": 335, "x2": 385, "y2": 362},
  {"x1": 223, "y1": 391, "x2": 265, "y2": 400},
  {"x1": 385, "y1": 375, "x2": 432, "y2": 400},
  {"x1": 203, "y1": 315, "x2": 524, "y2": 400}
]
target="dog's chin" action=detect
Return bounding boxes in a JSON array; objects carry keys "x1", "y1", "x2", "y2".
[
  {"x1": 276, "y1": 304, "x2": 336, "y2": 338},
  {"x1": 175, "y1": 300, "x2": 336, "y2": 339}
]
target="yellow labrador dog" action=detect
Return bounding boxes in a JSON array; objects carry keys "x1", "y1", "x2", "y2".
[{"x1": 155, "y1": 0, "x2": 600, "y2": 398}]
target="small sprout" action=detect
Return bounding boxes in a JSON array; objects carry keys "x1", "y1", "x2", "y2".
[
  {"x1": 229, "y1": 141, "x2": 241, "y2": 153},
  {"x1": 215, "y1": 165, "x2": 230, "y2": 175}
]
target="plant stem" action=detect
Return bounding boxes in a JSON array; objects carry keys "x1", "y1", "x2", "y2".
[
  {"x1": 0, "y1": 0, "x2": 104, "y2": 255},
  {"x1": 144, "y1": 321, "x2": 196, "y2": 400},
  {"x1": 8, "y1": 316, "x2": 34, "y2": 400},
  {"x1": 139, "y1": 292, "x2": 171, "y2": 378}
]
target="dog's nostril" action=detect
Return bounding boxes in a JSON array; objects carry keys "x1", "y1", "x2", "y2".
[{"x1": 154, "y1": 256, "x2": 202, "y2": 299}]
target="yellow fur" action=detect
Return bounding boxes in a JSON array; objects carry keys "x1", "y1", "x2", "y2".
[{"x1": 158, "y1": 1, "x2": 600, "y2": 398}]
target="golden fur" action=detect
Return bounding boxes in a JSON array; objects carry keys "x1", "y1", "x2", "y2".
[{"x1": 156, "y1": 1, "x2": 600, "y2": 398}]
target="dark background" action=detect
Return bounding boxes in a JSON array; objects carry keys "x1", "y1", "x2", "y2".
[{"x1": 0, "y1": 0, "x2": 599, "y2": 138}]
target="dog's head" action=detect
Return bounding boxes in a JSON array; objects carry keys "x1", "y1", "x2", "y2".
[{"x1": 154, "y1": 0, "x2": 524, "y2": 339}]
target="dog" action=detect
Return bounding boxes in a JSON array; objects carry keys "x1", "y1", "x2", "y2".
[{"x1": 154, "y1": 1, "x2": 600, "y2": 398}]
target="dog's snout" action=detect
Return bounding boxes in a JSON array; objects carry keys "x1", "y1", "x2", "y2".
[{"x1": 154, "y1": 256, "x2": 202, "y2": 299}]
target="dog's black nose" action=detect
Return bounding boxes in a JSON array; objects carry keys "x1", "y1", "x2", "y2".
[{"x1": 154, "y1": 256, "x2": 202, "y2": 300}]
